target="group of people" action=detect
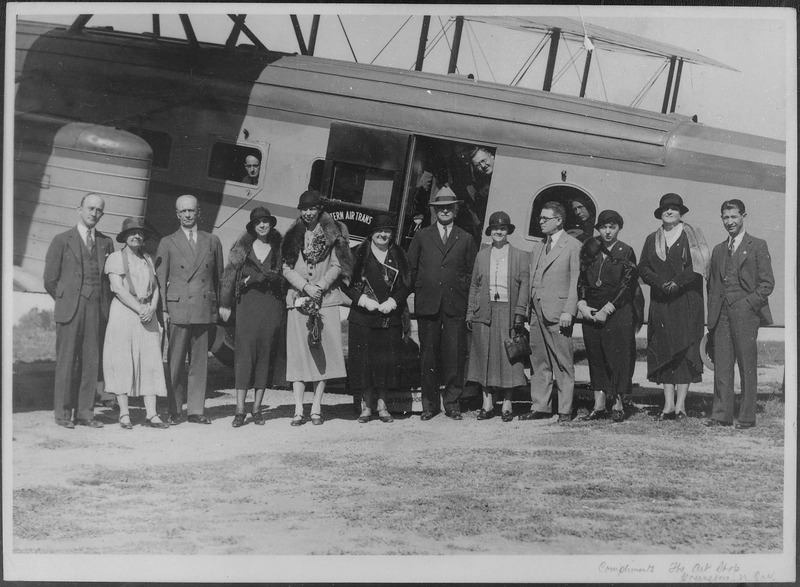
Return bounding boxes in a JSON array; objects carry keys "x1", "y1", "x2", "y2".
[{"x1": 44, "y1": 186, "x2": 774, "y2": 431}]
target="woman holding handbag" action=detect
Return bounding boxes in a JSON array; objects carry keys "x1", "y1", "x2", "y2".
[
  {"x1": 343, "y1": 214, "x2": 411, "y2": 423},
  {"x1": 465, "y1": 211, "x2": 530, "y2": 422}
]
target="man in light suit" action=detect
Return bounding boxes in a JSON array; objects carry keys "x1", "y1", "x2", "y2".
[
  {"x1": 44, "y1": 193, "x2": 115, "y2": 428},
  {"x1": 520, "y1": 201, "x2": 581, "y2": 422},
  {"x1": 156, "y1": 195, "x2": 224, "y2": 425},
  {"x1": 703, "y1": 199, "x2": 774, "y2": 429},
  {"x1": 407, "y1": 188, "x2": 478, "y2": 420}
]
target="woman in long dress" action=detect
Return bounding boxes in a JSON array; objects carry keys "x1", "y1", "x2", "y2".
[
  {"x1": 220, "y1": 206, "x2": 285, "y2": 428},
  {"x1": 103, "y1": 217, "x2": 169, "y2": 429},
  {"x1": 281, "y1": 190, "x2": 353, "y2": 426},
  {"x1": 343, "y1": 214, "x2": 411, "y2": 424},
  {"x1": 577, "y1": 210, "x2": 643, "y2": 423},
  {"x1": 638, "y1": 193, "x2": 710, "y2": 421},
  {"x1": 465, "y1": 211, "x2": 529, "y2": 422}
]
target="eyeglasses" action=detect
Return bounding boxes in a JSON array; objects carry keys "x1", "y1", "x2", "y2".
[{"x1": 538, "y1": 216, "x2": 560, "y2": 223}]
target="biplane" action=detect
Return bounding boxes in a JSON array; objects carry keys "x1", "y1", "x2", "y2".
[{"x1": 12, "y1": 13, "x2": 786, "y2": 367}]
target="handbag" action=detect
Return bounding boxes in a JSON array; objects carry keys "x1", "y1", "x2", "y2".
[{"x1": 504, "y1": 331, "x2": 531, "y2": 364}]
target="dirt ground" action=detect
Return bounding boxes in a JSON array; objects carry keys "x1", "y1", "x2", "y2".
[{"x1": 6, "y1": 359, "x2": 792, "y2": 582}]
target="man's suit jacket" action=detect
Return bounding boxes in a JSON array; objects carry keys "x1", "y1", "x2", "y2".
[
  {"x1": 529, "y1": 233, "x2": 581, "y2": 322},
  {"x1": 707, "y1": 233, "x2": 774, "y2": 328},
  {"x1": 155, "y1": 228, "x2": 224, "y2": 325},
  {"x1": 43, "y1": 227, "x2": 114, "y2": 323},
  {"x1": 407, "y1": 223, "x2": 477, "y2": 317}
]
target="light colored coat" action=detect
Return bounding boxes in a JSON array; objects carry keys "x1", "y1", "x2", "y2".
[
  {"x1": 529, "y1": 232, "x2": 581, "y2": 322},
  {"x1": 467, "y1": 244, "x2": 530, "y2": 326}
]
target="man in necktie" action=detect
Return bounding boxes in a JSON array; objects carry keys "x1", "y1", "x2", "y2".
[
  {"x1": 44, "y1": 193, "x2": 115, "y2": 428},
  {"x1": 704, "y1": 199, "x2": 774, "y2": 429},
  {"x1": 407, "y1": 187, "x2": 478, "y2": 421},
  {"x1": 156, "y1": 195, "x2": 225, "y2": 425},
  {"x1": 519, "y1": 201, "x2": 581, "y2": 422}
]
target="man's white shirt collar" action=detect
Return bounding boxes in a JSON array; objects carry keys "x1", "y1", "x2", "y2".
[
  {"x1": 77, "y1": 224, "x2": 93, "y2": 241},
  {"x1": 729, "y1": 230, "x2": 746, "y2": 253},
  {"x1": 547, "y1": 229, "x2": 564, "y2": 247}
]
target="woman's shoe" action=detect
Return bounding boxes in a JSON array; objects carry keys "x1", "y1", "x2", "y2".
[
  {"x1": 358, "y1": 409, "x2": 372, "y2": 424},
  {"x1": 251, "y1": 411, "x2": 265, "y2": 426},
  {"x1": 675, "y1": 411, "x2": 687, "y2": 421},
  {"x1": 581, "y1": 409, "x2": 608, "y2": 421},
  {"x1": 501, "y1": 411, "x2": 514, "y2": 422},
  {"x1": 119, "y1": 414, "x2": 133, "y2": 430},
  {"x1": 290, "y1": 414, "x2": 305, "y2": 427},
  {"x1": 477, "y1": 408, "x2": 494, "y2": 420},
  {"x1": 232, "y1": 413, "x2": 246, "y2": 428},
  {"x1": 655, "y1": 411, "x2": 676, "y2": 421},
  {"x1": 310, "y1": 413, "x2": 324, "y2": 426},
  {"x1": 145, "y1": 416, "x2": 169, "y2": 429},
  {"x1": 377, "y1": 409, "x2": 394, "y2": 423},
  {"x1": 610, "y1": 409, "x2": 624, "y2": 423}
]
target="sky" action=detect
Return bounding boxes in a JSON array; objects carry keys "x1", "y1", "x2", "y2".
[{"x1": 11, "y1": 4, "x2": 793, "y2": 141}]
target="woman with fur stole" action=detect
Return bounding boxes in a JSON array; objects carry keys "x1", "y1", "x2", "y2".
[
  {"x1": 343, "y1": 214, "x2": 412, "y2": 424},
  {"x1": 281, "y1": 191, "x2": 353, "y2": 426},
  {"x1": 219, "y1": 206, "x2": 285, "y2": 428}
]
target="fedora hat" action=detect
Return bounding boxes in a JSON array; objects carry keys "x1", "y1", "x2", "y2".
[
  {"x1": 246, "y1": 206, "x2": 277, "y2": 232},
  {"x1": 116, "y1": 217, "x2": 154, "y2": 243},
  {"x1": 369, "y1": 213, "x2": 396, "y2": 234},
  {"x1": 654, "y1": 193, "x2": 689, "y2": 219},
  {"x1": 595, "y1": 209, "x2": 624, "y2": 229},
  {"x1": 484, "y1": 210, "x2": 515, "y2": 236},
  {"x1": 429, "y1": 186, "x2": 463, "y2": 207},
  {"x1": 297, "y1": 190, "x2": 324, "y2": 210}
]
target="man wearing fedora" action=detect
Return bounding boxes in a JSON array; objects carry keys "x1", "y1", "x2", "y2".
[
  {"x1": 407, "y1": 187, "x2": 477, "y2": 420},
  {"x1": 44, "y1": 192, "x2": 115, "y2": 428},
  {"x1": 704, "y1": 199, "x2": 774, "y2": 429},
  {"x1": 156, "y1": 194, "x2": 224, "y2": 425},
  {"x1": 520, "y1": 201, "x2": 581, "y2": 423}
]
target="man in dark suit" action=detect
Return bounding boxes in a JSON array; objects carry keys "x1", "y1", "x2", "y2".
[
  {"x1": 44, "y1": 193, "x2": 115, "y2": 428},
  {"x1": 407, "y1": 187, "x2": 478, "y2": 420},
  {"x1": 703, "y1": 199, "x2": 774, "y2": 429},
  {"x1": 520, "y1": 201, "x2": 581, "y2": 423},
  {"x1": 156, "y1": 195, "x2": 224, "y2": 425}
]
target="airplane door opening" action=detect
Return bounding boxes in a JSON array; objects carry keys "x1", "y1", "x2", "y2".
[{"x1": 527, "y1": 185, "x2": 597, "y2": 242}]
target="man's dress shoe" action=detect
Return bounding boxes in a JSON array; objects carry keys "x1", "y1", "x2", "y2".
[
  {"x1": 75, "y1": 418, "x2": 103, "y2": 428},
  {"x1": 188, "y1": 415, "x2": 211, "y2": 425},
  {"x1": 420, "y1": 410, "x2": 439, "y2": 421},
  {"x1": 518, "y1": 411, "x2": 551, "y2": 421}
]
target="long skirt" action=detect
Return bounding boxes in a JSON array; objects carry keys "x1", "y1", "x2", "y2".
[
  {"x1": 285, "y1": 305, "x2": 347, "y2": 382},
  {"x1": 466, "y1": 302, "x2": 526, "y2": 391},
  {"x1": 582, "y1": 303, "x2": 636, "y2": 401},
  {"x1": 103, "y1": 298, "x2": 167, "y2": 397},
  {"x1": 234, "y1": 287, "x2": 285, "y2": 390},
  {"x1": 347, "y1": 321, "x2": 402, "y2": 391}
]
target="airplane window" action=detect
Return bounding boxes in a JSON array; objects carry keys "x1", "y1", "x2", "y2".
[
  {"x1": 329, "y1": 162, "x2": 394, "y2": 211},
  {"x1": 127, "y1": 128, "x2": 172, "y2": 169},
  {"x1": 528, "y1": 186, "x2": 596, "y2": 242},
  {"x1": 208, "y1": 142, "x2": 263, "y2": 185},
  {"x1": 308, "y1": 159, "x2": 325, "y2": 191}
]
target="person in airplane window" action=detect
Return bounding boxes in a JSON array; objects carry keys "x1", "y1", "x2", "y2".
[
  {"x1": 465, "y1": 211, "x2": 529, "y2": 423},
  {"x1": 460, "y1": 146, "x2": 495, "y2": 241},
  {"x1": 566, "y1": 198, "x2": 596, "y2": 243},
  {"x1": 103, "y1": 217, "x2": 169, "y2": 429},
  {"x1": 241, "y1": 155, "x2": 261, "y2": 185},
  {"x1": 343, "y1": 214, "x2": 411, "y2": 424},
  {"x1": 638, "y1": 193, "x2": 710, "y2": 422},
  {"x1": 156, "y1": 194, "x2": 225, "y2": 426},
  {"x1": 281, "y1": 190, "x2": 353, "y2": 427},
  {"x1": 576, "y1": 210, "x2": 643, "y2": 424},
  {"x1": 219, "y1": 207, "x2": 286, "y2": 428},
  {"x1": 407, "y1": 187, "x2": 478, "y2": 421}
]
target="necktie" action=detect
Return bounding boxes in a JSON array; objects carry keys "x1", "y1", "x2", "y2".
[
  {"x1": 442, "y1": 226, "x2": 449, "y2": 244},
  {"x1": 188, "y1": 230, "x2": 196, "y2": 252},
  {"x1": 86, "y1": 231, "x2": 95, "y2": 254},
  {"x1": 545, "y1": 237, "x2": 552, "y2": 255},
  {"x1": 728, "y1": 238, "x2": 735, "y2": 257}
]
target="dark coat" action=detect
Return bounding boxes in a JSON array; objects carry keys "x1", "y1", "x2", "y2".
[
  {"x1": 707, "y1": 233, "x2": 774, "y2": 328},
  {"x1": 220, "y1": 228, "x2": 284, "y2": 310},
  {"x1": 407, "y1": 223, "x2": 477, "y2": 317},
  {"x1": 44, "y1": 227, "x2": 115, "y2": 323},
  {"x1": 155, "y1": 228, "x2": 224, "y2": 324},
  {"x1": 638, "y1": 230, "x2": 704, "y2": 377},
  {"x1": 344, "y1": 241, "x2": 411, "y2": 329}
]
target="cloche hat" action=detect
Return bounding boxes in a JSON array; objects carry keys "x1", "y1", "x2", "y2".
[
  {"x1": 595, "y1": 209, "x2": 624, "y2": 229},
  {"x1": 654, "y1": 193, "x2": 689, "y2": 219},
  {"x1": 297, "y1": 190, "x2": 324, "y2": 210},
  {"x1": 484, "y1": 211, "x2": 516, "y2": 236},
  {"x1": 246, "y1": 206, "x2": 277, "y2": 232},
  {"x1": 116, "y1": 217, "x2": 155, "y2": 243}
]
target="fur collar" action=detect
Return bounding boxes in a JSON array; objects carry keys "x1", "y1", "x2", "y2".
[
  {"x1": 281, "y1": 212, "x2": 354, "y2": 280},
  {"x1": 351, "y1": 240, "x2": 411, "y2": 290},
  {"x1": 220, "y1": 228, "x2": 283, "y2": 308}
]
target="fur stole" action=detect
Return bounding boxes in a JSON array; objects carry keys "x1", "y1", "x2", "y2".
[
  {"x1": 281, "y1": 212, "x2": 354, "y2": 281},
  {"x1": 351, "y1": 240, "x2": 412, "y2": 291},
  {"x1": 220, "y1": 228, "x2": 283, "y2": 308}
]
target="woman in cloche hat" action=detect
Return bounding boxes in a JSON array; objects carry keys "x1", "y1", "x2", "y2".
[
  {"x1": 638, "y1": 193, "x2": 710, "y2": 422},
  {"x1": 465, "y1": 211, "x2": 529, "y2": 422},
  {"x1": 219, "y1": 206, "x2": 286, "y2": 428},
  {"x1": 103, "y1": 217, "x2": 169, "y2": 429},
  {"x1": 343, "y1": 214, "x2": 412, "y2": 424}
]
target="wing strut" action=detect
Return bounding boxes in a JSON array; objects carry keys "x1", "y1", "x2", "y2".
[
  {"x1": 579, "y1": 48, "x2": 593, "y2": 97},
  {"x1": 447, "y1": 16, "x2": 464, "y2": 73},
  {"x1": 542, "y1": 28, "x2": 561, "y2": 91},
  {"x1": 661, "y1": 55, "x2": 676, "y2": 113},
  {"x1": 670, "y1": 59, "x2": 684, "y2": 113},
  {"x1": 415, "y1": 16, "x2": 431, "y2": 71},
  {"x1": 70, "y1": 15, "x2": 92, "y2": 32},
  {"x1": 290, "y1": 15, "x2": 309, "y2": 55},
  {"x1": 226, "y1": 15, "x2": 268, "y2": 51}
]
